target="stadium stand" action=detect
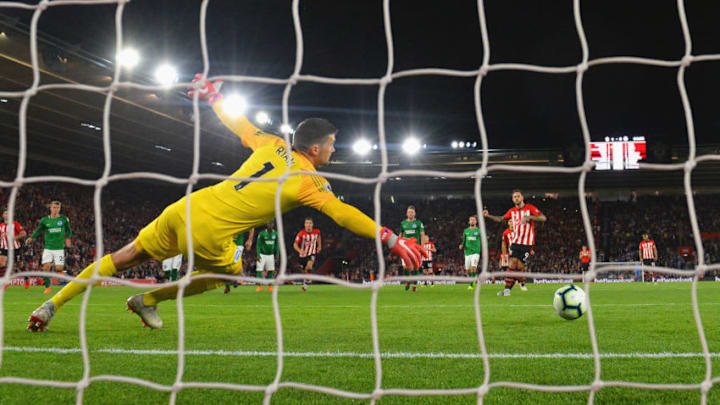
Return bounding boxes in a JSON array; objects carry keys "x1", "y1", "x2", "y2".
[{"x1": 3, "y1": 160, "x2": 718, "y2": 284}]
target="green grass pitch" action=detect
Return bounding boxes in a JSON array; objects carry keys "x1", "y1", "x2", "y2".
[{"x1": 1, "y1": 282, "x2": 719, "y2": 404}]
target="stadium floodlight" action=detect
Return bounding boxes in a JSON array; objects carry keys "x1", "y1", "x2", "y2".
[
  {"x1": 255, "y1": 111, "x2": 271, "y2": 125},
  {"x1": 280, "y1": 124, "x2": 293, "y2": 135},
  {"x1": 80, "y1": 122, "x2": 101, "y2": 131},
  {"x1": 372, "y1": 144, "x2": 378, "y2": 150},
  {"x1": 154, "y1": 64, "x2": 178, "y2": 86},
  {"x1": 117, "y1": 48, "x2": 140, "y2": 68},
  {"x1": 222, "y1": 94, "x2": 246, "y2": 118},
  {"x1": 402, "y1": 137, "x2": 421, "y2": 155},
  {"x1": 459, "y1": 141, "x2": 465, "y2": 148},
  {"x1": 472, "y1": 142, "x2": 477, "y2": 147},
  {"x1": 352, "y1": 138, "x2": 372, "y2": 156},
  {"x1": 451, "y1": 141, "x2": 458, "y2": 149}
]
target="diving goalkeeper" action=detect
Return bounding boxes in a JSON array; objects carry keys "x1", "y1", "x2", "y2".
[{"x1": 27, "y1": 75, "x2": 426, "y2": 332}]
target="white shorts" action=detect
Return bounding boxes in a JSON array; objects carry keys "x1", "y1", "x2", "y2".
[
  {"x1": 257, "y1": 254, "x2": 275, "y2": 271},
  {"x1": 233, "y1": 246, "x2": 244, "y2": 264},
  {"x1": 41, "y1": 249, "x2": 65, "y2": 266},
  {"x1": 162, "y1": 254, "x2": 183, "y2": 271},
  {"x1": 464, "y1": 254, "x2": 480, "y2": 270}
]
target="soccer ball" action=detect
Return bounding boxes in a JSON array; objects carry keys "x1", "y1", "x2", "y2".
[{"x1": 553, "y1": 284, "x2": 586, "y2": 320}]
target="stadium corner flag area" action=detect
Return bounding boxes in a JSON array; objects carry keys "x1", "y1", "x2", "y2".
[{"x1": 1, "y1": 1, "x2": 720, "y2": 404}]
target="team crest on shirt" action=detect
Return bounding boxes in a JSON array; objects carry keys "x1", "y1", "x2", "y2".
[
  {"x1": 57, "y1": 221, "x2": 62, "y2": 225},
  {"x1": 271, "y1": 235, "x2": 276, "y2": 239},
  {"x1": 412, "y1": 224, "x2": 417, "y2": 228}
]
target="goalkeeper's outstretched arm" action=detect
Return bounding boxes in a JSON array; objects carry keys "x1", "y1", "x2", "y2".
[
  {"x1": 211, "y1": 101, "x2": 283, "y2": 151},
  {"x1": 188, "y1": 73, "x2": 426, "y2": 270},
  {"x1": 189, "y1": 74, "x2": 282, "y2": 151},
  {"x1": 320, "y1": 198, "x2": 426, "y2": 270}
]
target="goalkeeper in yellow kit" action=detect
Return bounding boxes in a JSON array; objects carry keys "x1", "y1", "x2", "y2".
[{"x1": 27, "y1": 75, "x2": 426, "y2": 331}]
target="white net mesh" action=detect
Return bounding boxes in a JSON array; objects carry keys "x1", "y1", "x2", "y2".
[{"x1": 1, "y1": 0, "x2": 720, "y2": 404}]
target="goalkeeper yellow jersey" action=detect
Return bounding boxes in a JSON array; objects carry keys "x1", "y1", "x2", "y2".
[{"x1": 137, "y1": 100, "x2": 378, "y2": 270}]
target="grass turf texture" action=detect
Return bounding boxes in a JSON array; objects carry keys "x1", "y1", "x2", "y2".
[{"x1": 1, "y1": 282, "x2": 719, "y2": 404}]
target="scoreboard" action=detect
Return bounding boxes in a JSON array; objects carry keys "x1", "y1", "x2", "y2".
[{"x1": 590, "y1": 136, "x2": 647, "y2": 170}]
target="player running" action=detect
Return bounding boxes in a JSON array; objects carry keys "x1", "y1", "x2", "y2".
[
  {"x1": 1, "y1": 207, "x2": 27, "y2": 289},
  {"x1": 400, "y1": 205, "x2": 425, "y2": 291},
  {"x1": 459, "y1": 215, "x2": 482, "y2": 290},
  {"x1": 27, "y1": 75, "x2": 426, "y2": 332},
  {"x1": 421, "y1": 235, "x2": 436, "y2": 287},
  {"x1": 294, "y1": 218, "x2": 320, "y2": 292},
  {"x1": 501, "y1": 218, "x2": 528, "y2": 292},
  {"x1": 499, "y1": 219, "x2": 521, "y2": 291},
  {"x1": 484, "y1": 190, "x2": 546, "y2": 296},
  {"x1": 255, "y1": 222, "x2": 279, "y2": 292},
  {"x1": 224, "y1": 229, "x2": 254, "y2": 293},
  {"x1": 24, "y1": 201, "x2": 72, "y2": 294},
  {"x1": 639, "y1": 233, "x2": 658, "y2": 282},
  {"x1": 499, "y1": 241, "x2": 510, "y2": 273}
]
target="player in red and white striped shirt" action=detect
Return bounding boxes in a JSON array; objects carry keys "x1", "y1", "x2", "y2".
[
  {"x1": 294, "y1": 217, "x2": 321, "y2": 291},
  {"x1": 499, "y1": 218, "x2": 527, "y2": 292},
  {"x1": 638, "y1": 234, "x2": 657, "y2": 265},
  {"x1": 1, "y1": 208, "x2": 28, "y2": 289},
  {"x1": 638, "y1": 233, "x2": 658, "y2": 281},
  {"x1": 579, "y1": 245, "x2": 591, "y2": 272},
  {"x1": 421, "y1": 235, "x2": 436, "y2": 287},
  {"x1": 485, "y1": 190, "x2": 546, "y2": 296}
]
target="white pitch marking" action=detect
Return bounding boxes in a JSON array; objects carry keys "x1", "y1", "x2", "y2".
[
  {"x1": 3, "y1": 302, "x2": 719, "y2": 309},
  {"x1": 3, "y1": 346, "x2": 719, "y2": 360}
]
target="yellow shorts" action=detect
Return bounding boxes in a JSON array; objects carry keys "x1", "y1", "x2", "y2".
[{"x1": 135, "y1": 199, "x2": 243, "y2": 275}]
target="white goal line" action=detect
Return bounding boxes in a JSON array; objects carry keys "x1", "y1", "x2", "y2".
[{"x1": 3, "y1": 302, "x2": 719, "y2": 309}]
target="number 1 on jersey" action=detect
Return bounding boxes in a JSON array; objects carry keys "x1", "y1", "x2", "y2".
[{"x1": 235, "y1": 162, "x2": 275, "y2": 190}]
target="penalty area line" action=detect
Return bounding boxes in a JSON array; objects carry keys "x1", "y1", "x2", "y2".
[{"x1": 3, "y1": 346, "x2": 720, "y2": 359}]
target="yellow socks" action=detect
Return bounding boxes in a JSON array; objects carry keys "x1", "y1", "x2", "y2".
[
  {"x1": 49, "y1": 254, "x2": 232, "y2": 310},
  {"x1": 143, "y1": 271, "x2": 226, "y2": 306},
  {"x1": 51, "y1": 254, "x2": 117, "y2": 311}
]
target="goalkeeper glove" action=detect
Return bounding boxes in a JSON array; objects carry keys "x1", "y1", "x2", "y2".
[
  {"x1": 380, "y1": 227, "x2": 426, "y2": 271},
  {"x1": 188, "y1": 73, "x2": 223, "y2": 106}
]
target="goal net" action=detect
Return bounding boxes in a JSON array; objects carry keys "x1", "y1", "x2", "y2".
[{"x1": 1, "y1": 1, "x2": 719, "y2": 404}]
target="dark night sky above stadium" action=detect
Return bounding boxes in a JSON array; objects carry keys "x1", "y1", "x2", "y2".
[{"x1": 3, "y1": 0, "x2": 720, "y2": 151}]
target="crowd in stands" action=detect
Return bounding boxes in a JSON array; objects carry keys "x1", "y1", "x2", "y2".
[
  {"x1": 0, "y1": 182, "x2": 172, "y2": 280},
  {"x1": 292, "y1": 194, "x2": 720, "y2": 281},
  {"x1": 2, "y1": 178, "x2": 719, "y2": 284}
]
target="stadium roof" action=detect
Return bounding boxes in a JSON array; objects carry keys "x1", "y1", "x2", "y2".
[{"x1": 0, "y1": 2, "x2": 719, "y2": 195}]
